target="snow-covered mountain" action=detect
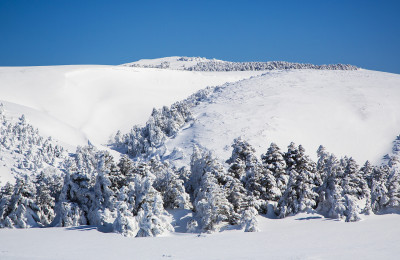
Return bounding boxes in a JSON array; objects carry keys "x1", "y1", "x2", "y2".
[{"x1": 1, "y1": 57, "x2": 400, "y2": 259}]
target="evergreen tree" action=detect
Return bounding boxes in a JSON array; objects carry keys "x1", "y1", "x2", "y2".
[
  {"x1": 361, "y1": 160, "x2": 374, "y2": 188},
  {"x1": 317, "y1": 154, "x2": 347, "y2": 219},
  {"x1": 89, "y1": 152, "x2": 116, "y2": 226},
  {"x1": 56, "y1": 160, "x2": 93, "y2": 227},
  {"x1": 0, "y1": 182, "x2": 14, "y2": 227},
  {"x1": 194, "y1": 171, "x2": 234, "y2": 232},
  {"x1": 133, "y1": 172, "x2": 173, "y2": 237},
  {"x1": 240, "y1": 207, "x2": 259, "y2": 232},
  {"x1": 112, "y1": 184, "x2": 138, "y2": 236},
  {"x1": 162, "y1": 169, "x2": 191, "y2": 210},
  {"x1": 261, "y1": 142, "x2": 288, "y2": 199},
  {"x1": 0, "y1": 176, "x2": 41, "y2": 228},
  {"x1": 147, "y1": 158, "x2": 191, "y2": 210},
  {"x1": 0, "y1": 103, "x2": 5, "y2": 122},
  {"x1": 227, "y1": 138, "x2": 271, "y2": 213},
  {"x1": 277, "y1": 144, "x2": 318, "y2": 218},
  {"x1": 113, "y1": 201, "x2": 138, "y2": 237},
  {"x1": 386, "y1": 168, "x2": 400, "y2": 209},
  {"x1": 370, "y1": 165, "x2": 390, "y2": 212},
  {"x1": 117, "y1": 155, "x2": 135, "y2": 185},
  {"x1": 341, "y1": 157, "x2": 371, "y2": 216},
  {"x1": 191, "y1": 146, "x2": 235, "y2": 231},
  {"x1": 112, "y1": 163, "x2": 173, "y2": 237},
  {"x1": 35, "y1": 172, "x2": 59, "y2": 226}
]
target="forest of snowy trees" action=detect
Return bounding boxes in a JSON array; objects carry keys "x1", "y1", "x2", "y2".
[
  {"x1": 110, "y1": 85, "x2": 216, "y2": 157},
  {"x1": 125, "y1": 58, "x2": 358, "y2": 71},
  {"x1": 1, "y1": 101, "x2": 400, "y2": 237},
  {"x1": 185, "y1": 61, "x2": 358, "y2": 72}
]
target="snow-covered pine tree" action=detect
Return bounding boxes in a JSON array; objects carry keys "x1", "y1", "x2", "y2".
[
  {"x1": 0, "y1": 175, "x2": 41, "y2": 228},
  {"x1": 386, "y1": 167, "x2": 400, "y2": 209},
  {"x1": 34, "y1": 171, "x2": 62, "y2": 226},
  {"x1": 162, "y1": 169, "x2": 191, "y2": 210},
  {"x1": 240, "y1": 207, "x2": 259, "y2": 232},
  {"x1": 361, "y1": 161, "x2": 374, "y2": 188},
  {"x1": 132, "y1": 171, "x2": 173, "y2": 237},
  {"x1": 112, "y1": 183, "x2": 138, "y2": 236},
  {"x1": 317, "y1": 151, "x2": 370, "y2": 221},
  {"x1": 116, "y1": 154, "x2": 136, "y2": 188},
  {"x1": 113, "y1": 199, "x2": 138, "y2": 237},
  {"x1": 74, "y1": 145, "x2": 98, "y2": 184},
  {"x1": 384, "y1": 136, "x2": 400, "y2": 210},
  {"x1": 55, "y1": 159, "x2": 93, "y2": 227},
  {"x1": 316, "y1": 145, "x2": 330, "y2": 186},
  {"x1": 341, "y1": 157, "x2": 371, "y2": 218},
  {"x1": 360, "y1": 161, "x2": 374, "y2": 215},
  {"x1": 0, "y1": 182, "x2": 14, "y2": 227},
  {"x1": 316, "y1": 153, "x2": 347, "y2": 219},
  {"x1": 224, "y1": 174, "x2": 252, "y2": 218},
  {"x1": 226, "y1": 137, "x2": 259, "y2": 181},
  {"x1": 111, "y1": 161, "x2": 173, "y2": 237},
  {"x1": 89, "y1": 152, "x2": 117, "y2": 226},
  {"x1": 191, "y1": 146, "x2": 236, "y2": 231},
  {"x1": 226, "y1": 138, "x2": 268, "y2": 213},
  {"x1": 194, "y1": 171, "x2": 234, "y2": 232},
  {"x1": 147, "y1": 158, "x2": 191, "y2": 210},
  {"x1": 0, "y1": 103, "x2": 5, "y2": 122},
  {"x1": 277, "y1": 144, "x2": 318, "y2": 218},
  {"x1": 370, "y1": 165, "x2": 390, "y2": 212},
  {"x1": 261, "y1": 142, "x2": 288, "y2": 200}
]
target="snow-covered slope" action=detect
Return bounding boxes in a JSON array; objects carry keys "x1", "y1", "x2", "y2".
[
  {"x1": 0, "y1": 65, "x2": 265, "y2": 147},
  {"x1": 164, "y1": 69, "x2": 400, "y2": 165}
]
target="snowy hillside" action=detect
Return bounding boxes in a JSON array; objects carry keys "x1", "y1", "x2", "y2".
[
  {"x1": 0, "y1": 65, "x2": 264, "y2": 147},
  {"x1": 162, "y1": 69, "x2": 400, "y2": 165},
  {"x1": 111, "y1": 68, "x2": 400, "y2": 165}
]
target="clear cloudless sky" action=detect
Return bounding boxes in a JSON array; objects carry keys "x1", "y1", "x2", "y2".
[{"x1": 0, "y1": 0, "x2": 399, "y2": 73}]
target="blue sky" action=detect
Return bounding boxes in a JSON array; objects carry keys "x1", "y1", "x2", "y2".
[{"x1": 1, "y1": 0, "x2": 399, "y2": 73}]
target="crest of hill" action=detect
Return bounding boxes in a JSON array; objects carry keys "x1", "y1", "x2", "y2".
[{"x1": 122, "y1": 56, "x2": 358, "y2": 71}]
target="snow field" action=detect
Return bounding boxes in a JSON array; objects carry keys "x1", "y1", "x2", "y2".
[{"x1": 0, "y1": 212, "x2": 398, "y2": 260}]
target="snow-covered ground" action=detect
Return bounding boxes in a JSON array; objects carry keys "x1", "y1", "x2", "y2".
[
  {"x1": 165, "y1": 69, "x2": 400, "y2": 165},
  {"x1": 0, "y1": 212, "x2": 398, "y2": 260},
  {"x1": 0, "y1": 65, "x2": 264, "y2": 147}
]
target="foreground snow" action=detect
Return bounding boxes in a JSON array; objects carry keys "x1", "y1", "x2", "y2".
[{"x1": 0, "y1": 212, "x2": 398, "y2": 260}]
